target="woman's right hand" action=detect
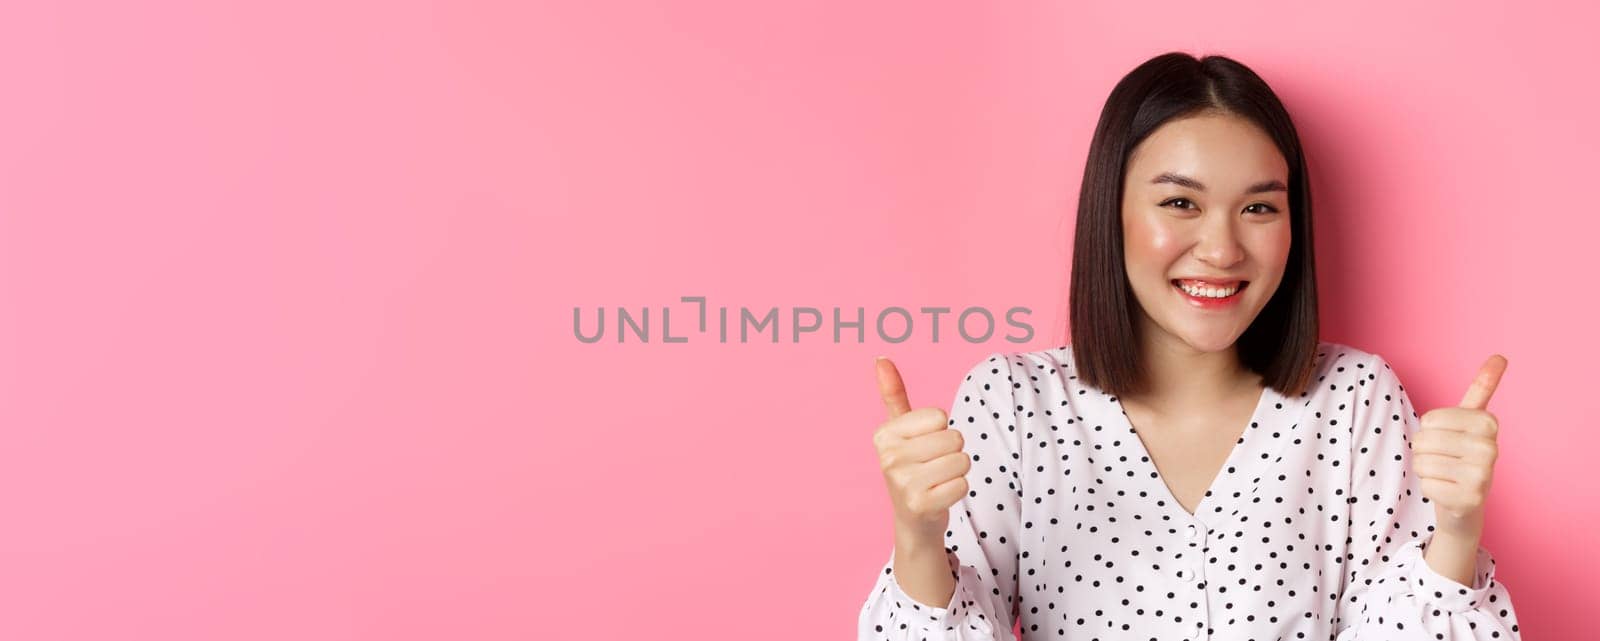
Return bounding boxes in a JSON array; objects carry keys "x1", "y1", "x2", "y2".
[{"x1": 873, "y1": 356, "x2": 973, "y2": 544}]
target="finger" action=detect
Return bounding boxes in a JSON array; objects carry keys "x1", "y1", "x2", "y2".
[
  {"x1": 1459, "y1": 354, "x2": 1508, "y2": 411},
  {"x1": 1412, "y1": 428, "x2": 1471, "y2": 458},
  {"x1": 1419, "y1": 477, "x2": 1461, "y2": 504},
  {"x1": 1413, "y1": 452, "x2": 1464, "y2": 482},
  {"x1": 1416, "y1": 452, "x2": 1493, "y2": 487},
  {"x1": 875, "y1": 356, "x2": 913, "y2": 419},
  {"x1": 1415, "y1": 426, "x2": 1498, "y2": 462},
  {"x1": 925, "y1": 474, "x2": 970, "y2": 513},
  {"x1": 1422, "y1": 407, "x2": 1503, "y2": 442},
  {"x1": 885, "y1": 407, "x2": 950, "y2": 439},
  {"x1": 898, "y1": 427, "x2": 964, "y2": 464},
  {"x1": 911, "y1": 450, "x2": 971, "y2": 489}
]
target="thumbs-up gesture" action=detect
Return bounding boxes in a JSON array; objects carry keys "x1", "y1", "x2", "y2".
[
  {"x1": 872, "y1": 356, "x2": 972, "y2": 543},
  {"x1": 1413, "y1": 355, "x2": 1508, "y2": 532}
]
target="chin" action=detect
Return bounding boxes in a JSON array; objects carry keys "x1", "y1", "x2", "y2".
[
  {"x1": 1157, "y1": 319, "x2": 1247, "y2": 354},
  {"x1": 1177, "y1": 334, "x2": 1239, "y2": 354}
]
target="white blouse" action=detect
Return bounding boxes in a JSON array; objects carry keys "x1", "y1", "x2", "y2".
[{"x1": 858, "y1": 342, "x2": 1522, "y2": 640}]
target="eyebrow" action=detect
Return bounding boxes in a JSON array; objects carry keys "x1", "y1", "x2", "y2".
[{"x1": 1150, "y1": 172, "x2": 1287, "y2": 195}]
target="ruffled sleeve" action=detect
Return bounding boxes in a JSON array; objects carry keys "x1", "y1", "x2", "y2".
[
  {"x1": 858, "y1": 352, "x2": 1024, "y2": 641},
  {"x1": 1333, "y1": 354, "x2": 1523, "y2": 640}
]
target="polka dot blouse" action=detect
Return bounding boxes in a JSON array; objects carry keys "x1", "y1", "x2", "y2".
[{"x1": 858, "y1": 341, "x2": 1522, "y2": 640}]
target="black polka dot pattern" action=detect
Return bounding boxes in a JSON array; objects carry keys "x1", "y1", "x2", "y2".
[{"x1": 859, "y1": 341, "x2": 1522, "y2": 640}]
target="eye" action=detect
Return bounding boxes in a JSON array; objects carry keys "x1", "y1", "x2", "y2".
[
  {"x1": 1244, "y1": 203, "x2": 1281, "y2": 215},
  {"x1": 1159, "y1": 197, "x2": 1196, "y2": 210}
]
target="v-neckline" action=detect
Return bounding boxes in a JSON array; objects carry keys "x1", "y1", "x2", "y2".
[{"x1": 1107, "y1": 383, "x2": 1277, "y2": 522}]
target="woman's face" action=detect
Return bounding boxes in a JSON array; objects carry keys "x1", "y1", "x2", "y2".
[{"x1": 1121, "y1": 111, "x2": 1293, "y2": 355}]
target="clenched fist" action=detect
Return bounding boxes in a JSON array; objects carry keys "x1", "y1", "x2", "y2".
[
  {"x1": 1414, "y1": 354, "x2": 1508, "y2": 532},
  {"x1": 872, "y1": 356, "x2": 972, "y2": 543}
]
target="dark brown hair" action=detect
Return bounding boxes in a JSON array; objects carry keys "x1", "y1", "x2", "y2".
[{"x1": 1069, "y1": 52, "x2": 1319, "y2": 398}]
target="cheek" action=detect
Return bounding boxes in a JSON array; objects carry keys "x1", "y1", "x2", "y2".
[
  {"x1": 1248, "y1": 223, "x2": 1293, "y2": 269},
  {"x1": 1122, "y1": 213, "x2": 1185, "y2": 271}
]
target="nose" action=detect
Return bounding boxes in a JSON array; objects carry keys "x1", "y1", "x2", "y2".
[{"x1": 1193, "y1": 213, "x2": 1245, "y2": 268}]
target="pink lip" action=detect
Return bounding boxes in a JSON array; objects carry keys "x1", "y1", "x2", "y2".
[
  {"x1": 1172, "y1": 276, "x2": 1246, "y2": 286},
  {"x1": 1171, "y1": 279, "x2": 1248, "y2": 310}
]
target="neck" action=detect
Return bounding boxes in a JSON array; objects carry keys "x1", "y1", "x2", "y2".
[{"x1": 1128, "y1": 325, "x2": 1260, "y2": 413}]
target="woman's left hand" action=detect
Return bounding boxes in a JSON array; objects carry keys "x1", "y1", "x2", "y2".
[{"x1": 1412, "y1": 354, "x2": 1508, "y2": 534}]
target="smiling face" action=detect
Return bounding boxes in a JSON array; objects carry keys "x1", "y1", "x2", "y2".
[{"x1": 1120, "y1": 111, "x2": 1293, "y2": 355}]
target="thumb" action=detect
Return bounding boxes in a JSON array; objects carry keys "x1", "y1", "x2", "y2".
[
  {"x1": 875, "y1": 356, "x2": 913, "y2": 419},
  {"x1": 1459, "y1": 354, "x2": 1508, "y2": 410}
]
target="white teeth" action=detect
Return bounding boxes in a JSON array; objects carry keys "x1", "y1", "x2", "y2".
[{"x1": 1176, "y1": 281, "x2": 1239, "y2": 298}]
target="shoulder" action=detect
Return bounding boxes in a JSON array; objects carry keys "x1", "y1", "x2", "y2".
[
  {"x1": 1315, "y1": 340, "x2": 1384, "y2": 365},
  {"x1": 1315, "y1": 340, "x2": 1380, "y2": 371},
  {"x1": 1299, "y1": 340, "x2": 1394, "y2": 390},
  {"x1": 955, "y1": 347, "x2": 1074, "y2": 397},
  {"x1": 1312, "y1": 340, "x2": 1405, "y2": 387},
  {"x1": 965, "y1": 346, "x2": 1072, "y2": 380},
  {"x1": 1303, "y1": 342, "x2": 1416, "y2": 423}
]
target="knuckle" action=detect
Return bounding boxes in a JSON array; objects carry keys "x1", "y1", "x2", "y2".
[
  {"x1": 1411, "y1": 430, "x2": 1431, "y2": 450},
  {"x1": 885, "y1": 467, "x2": 907, "y2": 489},
  {"x1": 872, "y1": 427, "x2": 891, "y2": 452}
]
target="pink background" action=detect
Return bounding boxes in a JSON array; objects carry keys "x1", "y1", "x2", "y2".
[{"x1": 0, "y1": 1, "x2": 1592, "y2": 639}]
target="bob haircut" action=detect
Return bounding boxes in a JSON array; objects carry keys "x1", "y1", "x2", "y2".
[{"x1": 1069, "y1": 52, "x2": 1320, "y2": 399}]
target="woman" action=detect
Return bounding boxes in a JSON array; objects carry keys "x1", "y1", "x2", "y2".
[{"x1": 859, "y1": 52, "x2": 1522, "y2": 641}]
